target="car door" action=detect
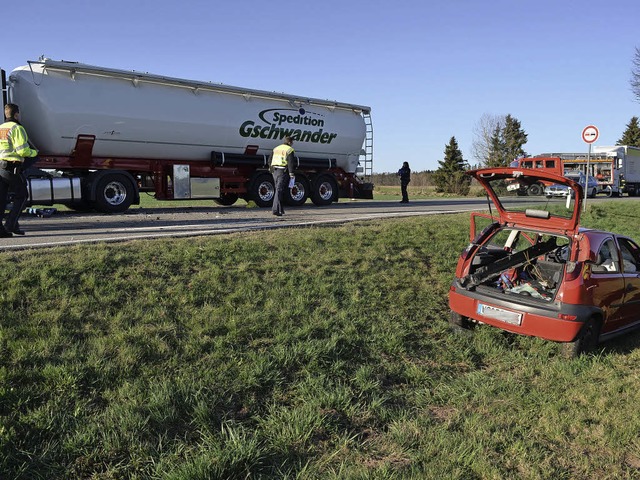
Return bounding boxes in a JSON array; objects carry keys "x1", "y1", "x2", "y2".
[
  {"x1": 615, "y1": 236, "x2": 640, "y2": 326},
  {"x1": 589, "y1": 237, "x2": 625, "y2": 334}
]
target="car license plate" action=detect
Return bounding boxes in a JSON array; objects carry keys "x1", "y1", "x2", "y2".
[{"x1": 477, "y1": 304, "x2": 522, "y2": 326}]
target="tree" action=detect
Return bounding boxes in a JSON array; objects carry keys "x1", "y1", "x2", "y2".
[
  {"x1": 632, "y1": 47, "x2": 640, "y2": 103},
  {"x1": 502, "y1": 114, "x2": 528, "y2": 161},
  {"x1": 472, "y1": 113, "x2": 528, "y2": 167},
  {"x1": 433, "y1": 136, "x2": 471, "y2": 195},
  {"x1": 618, "y1": 116, "x2": 640, "y2": 147},
  {"x1": 471, "y1": 113, "x2": 505, "y2": 166},
  {"x1": 485, "y1": 125, "x2": 506, "y2": 168}
]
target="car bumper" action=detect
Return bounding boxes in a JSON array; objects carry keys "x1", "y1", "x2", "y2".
[{"x1": 449, "y1": 285, "x2": 597, "y2": 342}]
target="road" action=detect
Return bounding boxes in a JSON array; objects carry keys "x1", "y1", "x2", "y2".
[{"x1": 0, "y1": 195, "x2": 617, "y2": 251}]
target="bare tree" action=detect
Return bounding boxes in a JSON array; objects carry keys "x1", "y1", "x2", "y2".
[
  {"x1": 471, "y1": 113, "x2": 506, "y2": 166},
  {"x1": 633, "y1": 47, "x2": 640, "y2": 102}
]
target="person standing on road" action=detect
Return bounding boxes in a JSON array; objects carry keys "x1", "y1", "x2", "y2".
[
  {"x1": 398, "y1": 161, "x2": 411, "y2": 203},
  {"x1": 269, "y1": 136, "x2": 295, "y2": 217},
  {"x1": 0, "y1": 104, "x2": 38, "y2": 237}
]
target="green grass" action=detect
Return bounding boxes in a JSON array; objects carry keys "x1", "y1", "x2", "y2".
[{"x1": 2, "y1": 202, "x2": 640, "y2": 478}]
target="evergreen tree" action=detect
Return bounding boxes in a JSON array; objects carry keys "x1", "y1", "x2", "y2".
[
  {"x1": 617, "y1": 116, "x2": 640, "y2": 147},
  {"x1": 433, "y1": 136, "x2": 471, "y2": 195},
  {"x1": 483, "y1": 114, "x2": 528, "y2": 167},
  {"x1": 502, "y1": 114, "x2": 528, "y2": 161},
  {"x1": 485, "y1": 125, "x2": 505, "y2": 167}
]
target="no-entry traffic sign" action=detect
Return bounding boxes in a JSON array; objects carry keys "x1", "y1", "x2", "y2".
[{"x1": 582, "y1": 125, "x2": 599, "y2": 144}]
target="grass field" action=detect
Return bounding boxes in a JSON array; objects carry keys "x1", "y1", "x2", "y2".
[{"x1": 2, "y1": 202, "x2": 640, "y2": 478}]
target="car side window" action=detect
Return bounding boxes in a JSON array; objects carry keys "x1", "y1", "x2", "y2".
[
  {"x1": 618, "y1": 238, "x2": 640, "y2": 273},
  {"x1": 592, "y1": 239, "x2": 619, "y2": 273}
]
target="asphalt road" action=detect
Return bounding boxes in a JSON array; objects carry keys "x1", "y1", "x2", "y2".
[{"x1": 0, "y1": 195, "x2": 620, "y2": 251}]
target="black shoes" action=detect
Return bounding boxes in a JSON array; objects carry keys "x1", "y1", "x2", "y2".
[
  {"x1": 11, "y1": 227, "x2": 25, "y2": 235},
  {"x1": 273, "y1": 212, "x2": 283, "y2": 217}
]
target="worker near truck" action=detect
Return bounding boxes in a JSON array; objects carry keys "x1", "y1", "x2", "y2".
[
  {"x1": 0, "y1": 103, "x2": 38, "y2": 237},
  {"x1": 269, "y1": 136, "x2": 295, "y2": 217}
]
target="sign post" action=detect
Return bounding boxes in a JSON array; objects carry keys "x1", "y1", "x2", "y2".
[{"x1": 581, "y1": 125, "x2": 599, "y2": 210}]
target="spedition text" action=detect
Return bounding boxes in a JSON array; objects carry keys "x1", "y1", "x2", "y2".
[{"x1": 239, "y1": 121, "x2": 338, "y2": 144}]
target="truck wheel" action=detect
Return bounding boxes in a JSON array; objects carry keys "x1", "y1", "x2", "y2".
[
  {"x1": 250, "y1": 173, "x2": 275, "y2": 208},
  {"x1": 284, "y1": 175, "x2": 310, "y2": 206},
  {"x1": 527, "y1": 183, "x2": 543, "y2": 196},
  {"x1": 311, "y1": 174, "x2": 338, "y2": 206},
  {"x1": 214, "y1": 193, "x2": 239, "y2": 206},
  {"x1": 93, "y1": 173, "x2": 135, "y2": 213},
  {"x1": 604, "y1": 186, "x2": 613, "y2": 197},
  {"x1": 561, "y1": 317, "x2": 601, "y2": 358}
]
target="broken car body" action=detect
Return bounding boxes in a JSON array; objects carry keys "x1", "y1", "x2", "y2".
[{"x1": 448, "y1": 168, "x2": 640, "y2": 355}]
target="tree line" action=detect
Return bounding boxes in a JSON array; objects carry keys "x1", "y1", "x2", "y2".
[{"x1": 392, "y1": 47, "x2": 640, "y2": 195}]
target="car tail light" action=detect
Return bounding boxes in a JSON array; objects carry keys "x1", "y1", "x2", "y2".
[
  {"x1": 564, "y1": 261, "x2": 583, "y2": 282},
  {"x1": 558, "y1": 313, "x2": 577, "y2": 321},
  {"x1": 460, "y1": 244, "x2": 474, "y2": 261}
]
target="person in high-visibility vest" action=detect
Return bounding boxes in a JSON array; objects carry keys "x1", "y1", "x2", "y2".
[
  {"x1": 0, "y1": 103, "x2": 38, "y2": 237},
  {"x1": 269, "y1": 136, "x2": 295, "y2": 217}
]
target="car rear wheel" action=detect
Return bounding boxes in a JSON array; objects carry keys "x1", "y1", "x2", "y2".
[
  {"x1": 561, "y1": 316, "x2": 601, "y2": 358},
  {"x1": 449, "y1": 311, "x2": 474, "y2": 331}
]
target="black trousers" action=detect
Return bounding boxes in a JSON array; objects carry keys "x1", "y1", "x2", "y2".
[
  {"x1": 272, "y1": 168, "x2": 288, "y2": 215},
  {"x1": 401, "y1": 181, "x2": 409, "y2": 202},
  {"x1": 0, "y1": 168, "x2": 27, "y2": 231}
]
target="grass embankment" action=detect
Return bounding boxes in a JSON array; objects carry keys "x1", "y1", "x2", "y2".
[{"x1": 2, "y1": 202, "x2": 640, "y2": 478}]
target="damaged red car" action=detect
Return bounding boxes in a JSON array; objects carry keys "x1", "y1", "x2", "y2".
[{"x1": 449, "y1": 168, "x2": 640, "y2": 356}]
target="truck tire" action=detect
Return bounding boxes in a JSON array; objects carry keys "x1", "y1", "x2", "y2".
[
  {"x1": 249, "y1": 173, "x2": 275, "y2": 208},
  {"x1": 527, "y1": 183, "x2": 543, "y2": 196},
  {"x1": 214, "y1": 193, "x2": 239, "y2": 206},
  {"x1": 284, "y1": 175, "x2": 310, "y2": 206},
  {"x1": 311, "y1": 174, "x2": 338, "y2": 206},
  {"x1": 93, "y1": 173, "x2": 136, "y2": 213}
]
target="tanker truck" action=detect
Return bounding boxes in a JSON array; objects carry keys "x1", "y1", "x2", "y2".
[{"x1": 1, "y1": 58, "x2": 374, "y2": 213}]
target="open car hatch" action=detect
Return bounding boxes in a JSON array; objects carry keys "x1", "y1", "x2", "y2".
[{"x1": 469, "y1": 167, "x2": 582, "y2": 235}]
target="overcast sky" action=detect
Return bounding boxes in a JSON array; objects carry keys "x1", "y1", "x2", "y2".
[{"x1": 5, "y1": 0, "x2": 639, "y2": 172}]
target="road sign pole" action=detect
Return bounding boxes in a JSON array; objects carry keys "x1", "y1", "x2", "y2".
[
  {"x1": 581, "y1": 125, "x2": 599, "y2": 212},
  {"x1": 584, "y1": 143, "x2": 591, "y2": 211}
]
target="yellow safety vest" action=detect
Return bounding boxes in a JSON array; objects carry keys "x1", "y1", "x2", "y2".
[
  {"x1": 271, "y1": 144, "x2": 294, "y2": 168},
  {"x1": 0, "y1": 121, "x2": 38, "y2": 163}
]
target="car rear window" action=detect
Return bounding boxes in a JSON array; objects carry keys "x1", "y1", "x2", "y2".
[{"x1": 481, "y1": 173, "x2": 576, "y2": 219}]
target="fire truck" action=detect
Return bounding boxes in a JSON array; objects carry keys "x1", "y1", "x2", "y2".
[
  {"x1": 535, "y1": 146, "x2": 640, "y2": 197},
  {"x1": 513, "y1": 146, "x2": 640, "y2": 197},
  {"x1": 2, "y1": 58, "x2": 374, "y2": 213},
  {"x1": 507, "y1": 157, "x2": 563, "y2": 195}
]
